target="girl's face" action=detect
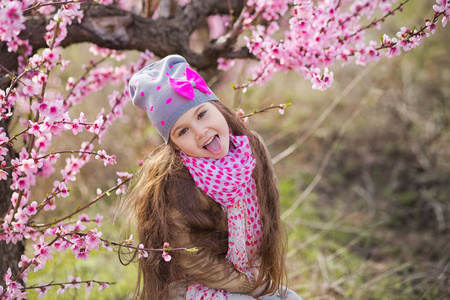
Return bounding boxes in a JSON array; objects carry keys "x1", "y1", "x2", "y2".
[{"x1": 170, "y1": 102, "x2": 230, "y2": 159}]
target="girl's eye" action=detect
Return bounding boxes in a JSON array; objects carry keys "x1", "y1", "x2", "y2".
[
  {"x1": 198, "y1": 111, "x2": 206, "y2": 119},
  {"x1": 179, "y1": 128, "x2": 188, "y2": 136}
]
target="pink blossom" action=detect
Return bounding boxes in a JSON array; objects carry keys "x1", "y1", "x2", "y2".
[
  {"x1": 138, "y1": 244, "x2": 149, "y2": 259},
  {"x1": 45, "y1": 100, "x2": 64, "y2": 121},
  {"x1": 85, "y1": 281, "x2": 93, "y2": 292},
  {"x1": 379, "y1": 2, "x2": 392, "y2": 12},
  {"x1": 56, "y1": 181, "x2": 70, "y2": 198},
  {"x1": 79, "y1": 213, "x2": 90, "y2": 222},
  {"x1": 42, "y1": 48, "x2": 59, "y2": 64},
  {"x1": 36, "y1": 72, "x2": 48, "y2": 84},
  {"x1": 426, "y1": 21, "x2": 438, "y2": 34},
  {"x1": 98, "y1": 282, "x2": 110, "y2": 291},
  {"x1": 75, "y1": 249, "x2": 90, "y2": 260},
  {"x1": 69, "y1": 220, "x2": 86, "y2": 232},
  {"x1": 95, "y1": 150, "x2": 117, "y2": 166},
  {"x1": 217, "y1": 58, "x2": 236, "y2": 71},
  {"x1": 102, "y1": 241, "x2": 113, "y2": 252},
  {"x1": 4, "y1": 267, "x2": 12, "y2": 285},
  {"x1": 43, "y1": 199, "x2": 56, "y2": 211},
  {"x1": 86, "y1": 229, "x2": 102, "y2": 251},
  {"x1": 66, "y1": 76, "x2": 76, "y2": 91},
  {"x1": 12, "y1": 175, "x2": 31, "y2": 191},
  {"x1": 116, "y1": 178, "x2": 127, "y2": 195},
  {"x1": 386, "y1": 44, "x2": 402, "y2": 58},
  {"x1": 0, "y1": 1, "x2": 25, "y2": 42},
  {"x1": 20, "y1": 158, "x2": 37, "y2": 174},
  {"x1": 88, "y1": 116, "x2": 104, "y2": 135},
  {"x1": 18, "y1": 255, "x2": 31, "y2": 269},
  {"x1": 56, "y1": 284, "x2": 67, "y2": 294},
  {"x1": 46, "y1": 227, "x2": 59, "y2": 236},
  {"x1": 65, "y1": 118, "x2": 84, "y2": 135},
  {"x1": 162, "y1": 251, "x2": 172, "y2": 262},
  {"x1": 28, "y1": 121, "x2": 42, "y2": 137},
  {"x1": 31, "y1": 101, "x2": 48, "y2": 116},
  {"x1": 67, "y1": 275, "x2": 82, "y2": 289},
  {"x1": 24, "y1": 201, "x2": 38, "y2": 215},
  {"x1": 311, "y1": 68, "x2": 334, "y2": 91},
  {"x1": 36, "y1": 285, "x2": 50, "y2": 298},
  {"x1": 0, "y1": 146, "x2": 9, "y2": 161},
  {"x1": 53, "y1": 239, "x2": 70, "y2": 252},
  {"x1": 95, "y1": 214, "x2": 104, "y2": 227},
  {"x1": 14, "y1": 208, "x2": 28, "y2": 223},
  {"x1": 116, "y1": 171, "x2": 133, "y2": 179},
  {"x1": 33, "y1": 240, "x2": 53, "y2": 262},
  {"x1": 162, "y1": 242, "x2": 172, "y2": 262},
  {"x1": 0, "y1": 170, "x2": 8, "y2": 181},
  {"x1": 71, "y1": 234, "x2": 88, "y2": 255},
  {"x1": 7, "y1": 37, "x2": 31, "y2": 55},
  {"x1": 22, "y1": 79, "x2": 40, "y2": 97},
  {"x1": 34, "y1": 134, "x2": 52, "y2": 151},
  {"x1": 18, "y1": 147, "x2": 29, "y2": 160},
  {"x1": 0, "y1": 127, "x2": 8, "y2": 143}
]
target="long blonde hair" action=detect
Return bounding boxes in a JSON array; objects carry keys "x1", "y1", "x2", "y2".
[{"x1": 119, "y1": 101, "x2": 287, "y2": 299}]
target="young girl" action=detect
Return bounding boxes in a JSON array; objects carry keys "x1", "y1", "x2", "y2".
[{"x1": 123, "y1": 54, "x2": 302, "y2": 300}]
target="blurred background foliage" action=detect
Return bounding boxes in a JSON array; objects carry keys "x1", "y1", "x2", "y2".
[{"x1": 25, "y1": 0, "x2": 449, "y2": 299}]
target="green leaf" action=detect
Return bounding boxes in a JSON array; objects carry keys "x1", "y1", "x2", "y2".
[{"x1": 185, "y1": 247, "x2": 198, "y2": 253}]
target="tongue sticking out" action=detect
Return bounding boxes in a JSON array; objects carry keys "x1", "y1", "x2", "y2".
[{"x1": 205, "y1": 135, "x2": 223, "y2": 155}]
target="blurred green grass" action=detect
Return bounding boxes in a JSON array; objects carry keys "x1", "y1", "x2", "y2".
[{"x1": 25, "y1": 1, "x2": 450, "y2": 299}]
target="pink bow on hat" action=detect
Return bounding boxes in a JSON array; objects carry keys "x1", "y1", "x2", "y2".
[{"x1": 169, "y1": 67, "x2": 211, "y2": 100}]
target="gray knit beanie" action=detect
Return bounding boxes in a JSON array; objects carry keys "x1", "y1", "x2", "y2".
[{"x1": 129, "y1": 54, "x2": 219, "y2": 143}]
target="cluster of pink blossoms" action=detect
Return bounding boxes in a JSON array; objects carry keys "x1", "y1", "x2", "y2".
[
  {"x1": 0, "y1": 1, "x2": 158, "y2": 298},
  {"x1": 232, "y1": 0, "x2": 450, "y2": 90}
]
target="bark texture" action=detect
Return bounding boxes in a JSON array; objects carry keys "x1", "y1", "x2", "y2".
[{"x1": 0, "y1": 118, "x2": 24, "y2": 288}]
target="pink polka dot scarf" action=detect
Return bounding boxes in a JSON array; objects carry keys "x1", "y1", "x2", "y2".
[{"x1": 180, "y1": 134, "x2": 262, "y2": 299}]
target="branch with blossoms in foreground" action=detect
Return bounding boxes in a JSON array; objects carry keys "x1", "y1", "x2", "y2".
[
  {"x1": 28, "y1": 172, "x2": 134, "y2": 231},
  {"x1": 229, "y1": 0, "x2": 450, "y2": 91},
  {"x1": 1, "y1": 231, "x2": 196, "y2": 299},
  {"x1": 24, "y1": 277, "x2": 112, "y2": 298},
  {"x1": 22, "y1": 0, "x2": 95, "y2": 14}
]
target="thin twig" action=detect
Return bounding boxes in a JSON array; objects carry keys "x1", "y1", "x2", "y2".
[
  {"x1": 241, "y1": 103, "x2": 290, "y2": 119},
  {"x1": 24, "y1": 279, "x2": 113, "y2": 290},
  {"x1": 31, "y1": 177, "x2": 133, "y2": 228},
  {"x1": 23, "y1": 0, "x2": 94, "y2": 13}
]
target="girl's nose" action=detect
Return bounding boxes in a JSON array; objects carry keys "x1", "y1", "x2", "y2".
[{"x1": 194, "y1": 126, "x2": 207, "y2": 140}]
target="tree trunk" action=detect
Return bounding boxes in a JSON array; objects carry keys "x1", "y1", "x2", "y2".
[{"x1": 0, "y1": 119, "x2": 23, "y2": 288}]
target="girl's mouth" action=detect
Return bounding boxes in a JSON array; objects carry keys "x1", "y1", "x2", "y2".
[
  {"x1": 203, "y1": 134, "x2": 223, "y2": 154},
  {"x1": 203, "y1": 135, "x2": 216, "y2": 149}
]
